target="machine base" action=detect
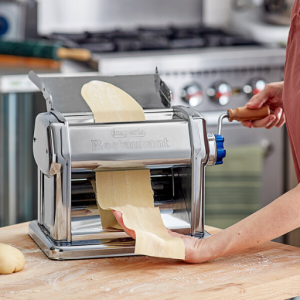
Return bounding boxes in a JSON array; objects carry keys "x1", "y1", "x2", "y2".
[{"x1": 29, "y1": 220, "x2": 210, "y2": 260}]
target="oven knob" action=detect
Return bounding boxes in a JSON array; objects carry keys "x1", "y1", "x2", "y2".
[
  {"x1": 181, "y1": 83, "x2": 203, "y2": 107},
  {"x1": 243, "y1": 78, "x2": 267, "y2": 98},
  {"x1": 0, "y1": 16, "x2": 9, "y2": 36},
  {"x1": 207, "y1": 82, "x2": 232, "y2": 105}
]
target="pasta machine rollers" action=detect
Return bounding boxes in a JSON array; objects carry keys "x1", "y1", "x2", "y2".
[{"x1": 28, "y1": 70, "x2": 226, "y2": 260}]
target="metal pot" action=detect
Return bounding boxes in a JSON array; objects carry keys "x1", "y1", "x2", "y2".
[{"x1": 263, "y1": 0, "x2": 295, "y2": 25}]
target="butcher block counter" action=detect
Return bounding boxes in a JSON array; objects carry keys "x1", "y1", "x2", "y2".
[{"x1": 1, "y1": 223, "x2": 300, "y2": 299}]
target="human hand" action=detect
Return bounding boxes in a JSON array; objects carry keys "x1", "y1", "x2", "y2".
[
  {"x1": 113, "y1": 210, "x2": 209, "y2": 263},
  {"x1": 241, "y1": 81, "x2": 285, "y2": 129}
]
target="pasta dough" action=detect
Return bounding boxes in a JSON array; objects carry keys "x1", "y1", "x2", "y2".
[
  {"x1": 81, "y1": 80, "x2": 145, "y2": 123},
  {"x1": 81, "y1": 80, "x2": 185, "y2": 259},
  {"x1": 115, "y1": 205, "x2": 185, "y2": 259},
  {"x1": 82, "y1": 80, "x2": 149, "y2": 229},
  {"x1": 95, "y1": 170, "x2": 154, "y2": 229},
  {"x1": 0, "y1": 243, "x2": 25, "y2": 274}
]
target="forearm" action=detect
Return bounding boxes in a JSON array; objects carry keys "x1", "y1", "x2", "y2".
[{"x1": 200, "y1": 184, "x2": 300, "y2": 261}]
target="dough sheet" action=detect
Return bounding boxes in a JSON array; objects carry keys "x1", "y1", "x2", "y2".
[
  {"x1": 115, "y1": 205, "x2": 185, "y2": 259},
  {"x1": 95, "y1": 170, "x2": 153, "y2": 229},
  {"x1": 81, "y1": 80, "x2": 185, "y2": 259}
]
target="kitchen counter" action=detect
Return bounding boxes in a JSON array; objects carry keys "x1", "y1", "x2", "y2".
[{"x1": 1, "y1": 222, "x2": 300, "y2": 299}]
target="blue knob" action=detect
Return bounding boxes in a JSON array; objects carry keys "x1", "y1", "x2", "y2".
[
  {"x1": 215, "y1": 134, "x2": 226, "y2": 165},
  {"x1": 0, "y1": 16, "x2": 9, "y2": 36}
]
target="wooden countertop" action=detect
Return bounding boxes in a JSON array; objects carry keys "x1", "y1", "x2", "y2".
[{"x1": 1, "y1": 223, "x2": 300, "y2": 300}]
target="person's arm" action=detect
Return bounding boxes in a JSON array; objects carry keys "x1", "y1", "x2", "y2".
[{"x1": 184, "y1": 184, "x2": 300, "y2": 263}]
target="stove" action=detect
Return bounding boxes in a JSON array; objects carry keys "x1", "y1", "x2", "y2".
[
  {"x1": 93, "y1": 46, "x2": 285, "y2": 113},
  {"x1": 48, "y1": 26, "x2": 259, "y2": 53},
  {"x1": 47, "y1": 26, "x2": 284, "y2": 112}
]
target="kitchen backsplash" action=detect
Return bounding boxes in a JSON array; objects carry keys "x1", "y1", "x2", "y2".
[{"x1": 37, "y1": 0, "x2": 233, "y2": 34}]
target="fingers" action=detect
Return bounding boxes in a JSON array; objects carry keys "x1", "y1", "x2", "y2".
[
  {"x1": 246, "y1": 82, "x2": 284, "y2": 110},
  {"x1": 246, "y1": 85, "x2": 271, "y2": 109},
  {"x1": 276, "y1": 111, "x2": 286, "y2": 127},
  {"x1": 112, "y1": 210, "x2": 136, "y2": 239},
  {"x1": 241, "y1": 120, "x2": 253, "y2": 128},
  {"x1": 251, "y1": 115, "x2": 276, "y2": 128},
  {"x1": 265, "y1": 107, "x2": 282, "y2": 129},
  {"x1": 241, "y1": 107, "x2": 285, "y2": 129}
]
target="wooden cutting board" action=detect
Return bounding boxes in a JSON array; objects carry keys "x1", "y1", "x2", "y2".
[
  {"x1": 0, "y1": 54, "x2": 60, "y2": 69},
  {"x1": 1, "y1": 222, "x2": 300, "y2": 299}
]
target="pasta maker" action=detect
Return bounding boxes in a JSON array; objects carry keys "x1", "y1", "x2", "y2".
[{"x1": 28, "y1": 70, "x2": 226, "y2": 260}]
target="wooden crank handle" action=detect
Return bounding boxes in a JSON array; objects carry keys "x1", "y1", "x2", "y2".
[
  {"x1": 56, "y1": 47, "x2": 92, "y2": 61},
  {"x1": 227, "y1": 106, "x2": 270, "y2": 122}
]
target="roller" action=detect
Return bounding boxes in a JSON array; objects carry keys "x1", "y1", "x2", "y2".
[{"x1": 0, "y1": 40, "x2": 91, "y2": 61}]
